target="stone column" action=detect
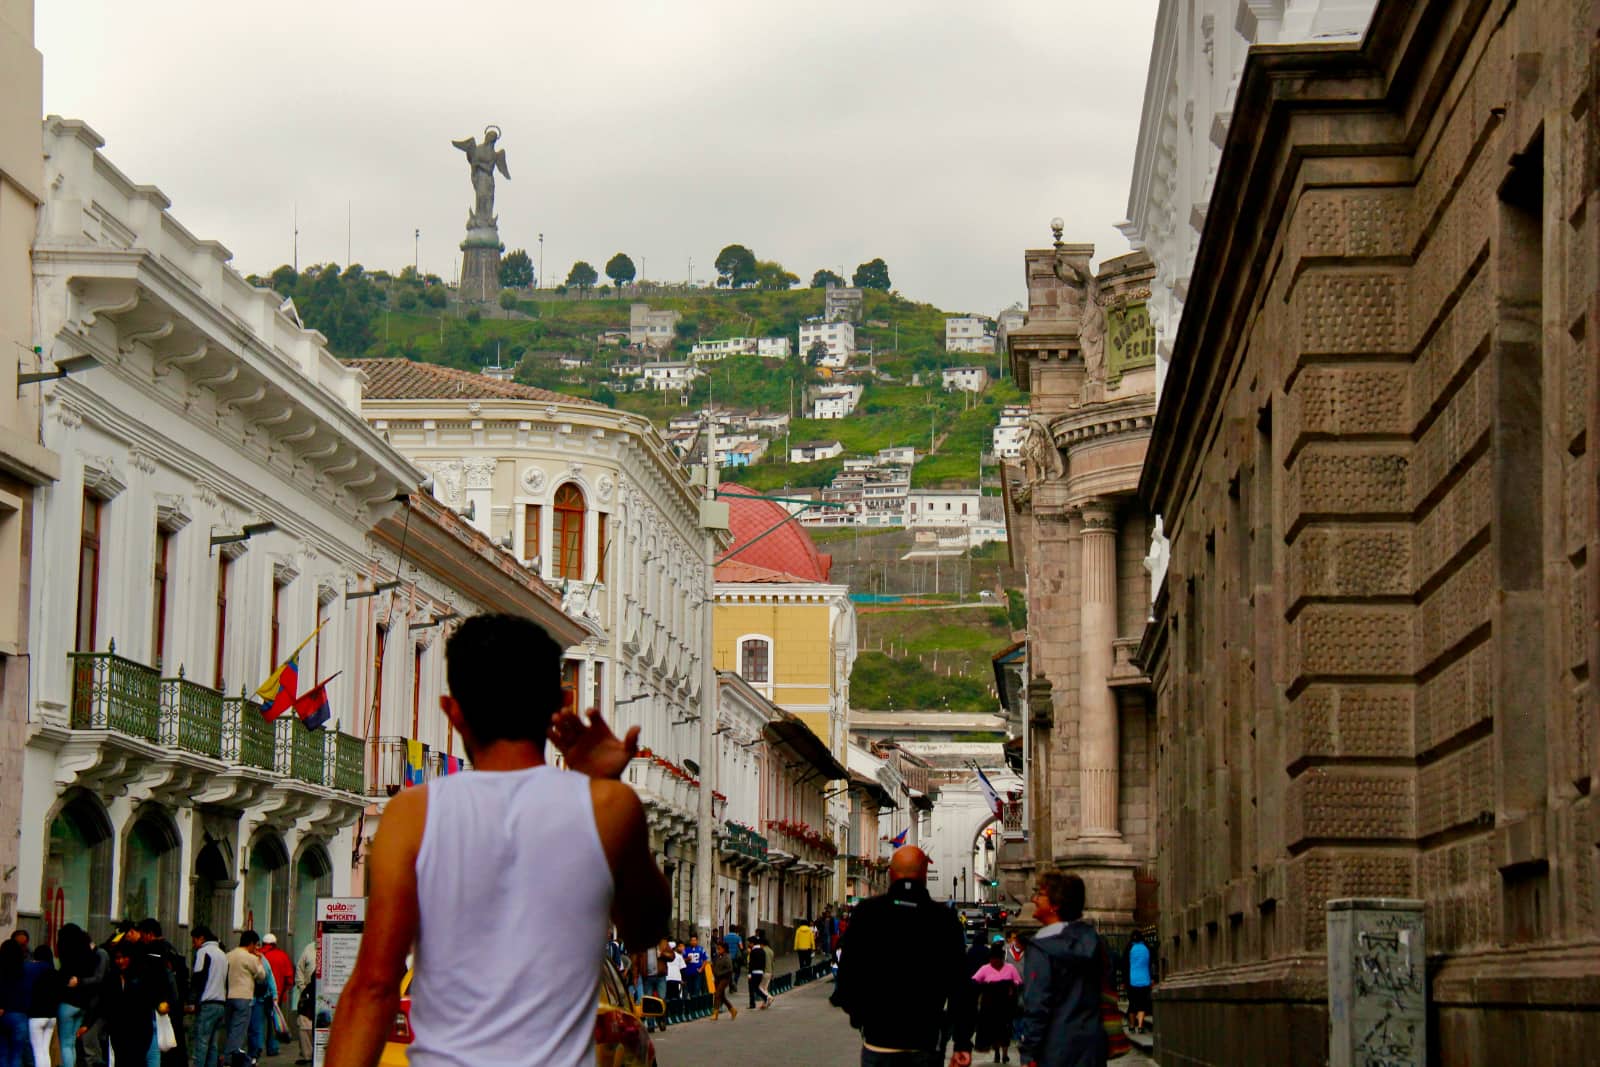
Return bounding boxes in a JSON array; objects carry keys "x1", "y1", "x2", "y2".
[{"x1": 1078, "y1": 501, "x2": 1121, "y2": 839}]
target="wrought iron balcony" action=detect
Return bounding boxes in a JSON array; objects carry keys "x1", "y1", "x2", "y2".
[
  {"x1": 277, "y1": 718, "x2": 326, "y2": 784},
  {"x1": 370, "y1": 735, "x2": 423, "y2": 796},
  {"x1": 69, "y1": 644, "x2": 160, "y2": 740},
  {"x1": 69, "y1": 652, "x2": 366, "y2": 796},
  {"x1": 221, "y1": 694, "x2": 276, "y2": 772},
  {"x1": 159, "y1": 670, "x2": 223, "y2": 759},
  {"x1": 332, "y1": 732, "x2": 365, "y2": 794},
  {"x1": 721, "y1": 821, "x2": 768, "y2": 862}
]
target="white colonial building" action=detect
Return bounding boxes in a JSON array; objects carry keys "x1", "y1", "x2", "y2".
[
  {"x1": 905, "y1": 489, "x2": 985, "y2": 527},
  {"x1": 18, "y1": 117, "x2": 582, "y2": 956},
  {"x1": 798, "y1": 319, "x2": 856, "y2": 362},
  {"x1": 812, "y1": 385, "x2": 862, "y2": 420},
  {"x1": 992, "y1": 404, "x2": 1030, "y2": 459},
  {"x1": 940, "y1": 366, "x2": 989, "y2": 393},
  {"x1": 350, "y1": 360, "x2": 719, "y2": 906},
  {"x1": 944, "y1": 317, "x2": 995, "y2": 354},
  {"x1": 628, "y1": 303, "x2": 680, "y2": 349},
  {"x1": 641, "y1": 360, "x2": 701, "y2": 392},
  {"x1": 1118, "y1": 0, "x2": 1377, "y2": 396}
]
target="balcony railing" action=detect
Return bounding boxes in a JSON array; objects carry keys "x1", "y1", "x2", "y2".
[
  {"x1": 222, "y1": 695, "x2": 277, "y2": 772},
  {"x1": 71, "y1": 650, "x2": 368, "y2": 796},
  {"x1": 332, "y1": 732, "x2": 365, "y2": 794},
  {"x1": 722, "y1": 822, "x2": 768, "y2": 862},
  {"x1": 277, "y1": 718, "x2": 326, "y2": 784},
  {"x1": 69, "y1": 644, "x2": 160, "y2": 740},
  {"x1": 159, "y1": 671, "x2": 223, "y2": 759}
]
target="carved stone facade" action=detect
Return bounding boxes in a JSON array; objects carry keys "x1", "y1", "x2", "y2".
[
  {"x1": 1138, "y1": 1, "x2": 1600, "y2": 1063},
  {"x1": 1004, "y1": 242, "x2": 1159, "y2": 936}
]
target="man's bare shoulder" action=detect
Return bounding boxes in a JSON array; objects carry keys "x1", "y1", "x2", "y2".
[{"x1": 377, "y1": 783, "x2": 429, "y2": 850}]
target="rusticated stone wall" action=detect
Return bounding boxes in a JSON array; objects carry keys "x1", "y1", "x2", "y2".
[{"x1": 1138, "y1": 0, "x2": 1600, "y2": 1063}]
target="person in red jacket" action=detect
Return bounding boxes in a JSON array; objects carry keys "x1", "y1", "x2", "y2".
[{"x1": 260, "y1": 935, "x2": 295, "y2": 1053}]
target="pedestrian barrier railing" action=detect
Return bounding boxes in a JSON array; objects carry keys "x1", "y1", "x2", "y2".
[
  {"x1": 159, "y1": 669, "x2": 224, "y2": 758},
  {"x1": 663, "y1": 962, "x2": 832, "y2": 1026},
  {"x1": 69, "y1": 645, "x2": 161, "y2": 739}
]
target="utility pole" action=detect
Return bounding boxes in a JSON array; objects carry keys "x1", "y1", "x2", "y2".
[
  {"x1": 293, "y1": 204, "x2": 299, "y2": 272},
  {"x1": 414, "y1": 229, "x2": 419, "y2": 274},
  {"x1": 538, "y1": 233, "x2": 545, "y2": 292},
  {"x1": 346, "y1": 201, "x2": 352, "y2": 266},
  {"x1": 695, "y1": 416, "x2": 728, "y2": 948}
]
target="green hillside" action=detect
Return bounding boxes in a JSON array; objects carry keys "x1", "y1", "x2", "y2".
[{"x1": 251, "y1": 263, "x2": 1016, "y2": 490}]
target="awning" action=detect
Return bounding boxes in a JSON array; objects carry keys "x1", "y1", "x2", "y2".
[
  {"x1": 764, "y1": 713, "x2": 848, "y2": 781},
  {"x1": 849, "y1": 771, "x2": 897, "y2": 811}
]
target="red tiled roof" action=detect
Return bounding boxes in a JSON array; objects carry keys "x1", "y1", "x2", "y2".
[
  {"x1": 715, "y1": 559, "x2": 809, "y2": 584},
  {"x1": 718, "y1": 484, "x2": 832, "y2": 583},
  {"x1": 345, "y1": 358, "x2": 601, "y2": 406}
]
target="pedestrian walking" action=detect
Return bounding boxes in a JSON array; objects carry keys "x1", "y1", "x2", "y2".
[
  {"x1": 27, "y1": 945, "x2": 62, "y2": 1067},
  {"x1": 830, "y1": 846, "x2": 975, "y2": 1067},
  {"x1": 56, "y1": 923, "x2": 106, "y2": 1067},
  {"x1": 222, "y1": 931, "x2": 265, "y2": 1067},
  {"x1": 0, "y1": 938, "x2": 31, "y2": 1067},
  {"x1": 972, "y1": 943, "x2": 1023, "y2": 1064},
  {"x1": 664, "y1": 941, "x2": 685, "y2": 1003},
  {"x1": 709, "y1": 943, "x2": 738, "y2": 1021},
  {"x1": 190, "y1": 926, "x2": 228, "y2": 1067},
  {"x1": 721, "y1": 926, "x2": 743, "y2": 992},
  {"x1": 322, "y1": 614, "x2": 670, "y2": 1067},
  {"x1": 1004, "y1": 931, "x2": 1024, "y2": 967},
  {"x1": 746, "y1": 936, "x2": 771, "y2": 1011},
  {"x1": 293, "y1": 940, "x2": 316, "y2": 1066},
  {"x1": 680, "y1": 935, "x2": 707, "y2": 998},
  {"x1": 86, "y1": 941, "x2": 169, "y2": 1067},
  {"x1": 1016, "y1": 873, "x2": 1114, "y2": 1067},
  {"x1": 642, "y1": 943, "x2": 667, "y2": 1034},
  {"x1": 246, "y1": 955, "x2": 278, "y2": 1063},
  {"x1": 794, "y1": 918, "x2": 816, "y2": 969},
  {"x1": 1125, "y1": 934, "x2": 1152, "y2": 1035},
  {"x1": 133, "y1": 918, "x2": 186, "y2": 1067},
  {"x1": 259, "y1": 934, "x2": 294, "y2": 1058}
]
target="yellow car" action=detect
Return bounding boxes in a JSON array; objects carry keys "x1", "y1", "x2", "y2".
[{"x1": 381, "y1": 961, "x2": 666, "y2": 1066}]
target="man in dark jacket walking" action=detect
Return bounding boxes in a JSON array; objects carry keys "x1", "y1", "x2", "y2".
[
  {"x1": 1017, "y1": 873, "x2": 1110, "y2": 1067},
  {"x1": 830, "y1": 846, "x2": 974, "y2": 1067}
]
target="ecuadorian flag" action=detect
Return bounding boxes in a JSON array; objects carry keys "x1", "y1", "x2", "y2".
[
  {"x1": 255, "y1": 657, "x2": 299, "y2": 721},
  {"x1": 404, "y1": 740, "x2": 427, "y2": 787}
]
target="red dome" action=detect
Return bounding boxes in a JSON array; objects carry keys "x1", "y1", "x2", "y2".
[{"x1": 717, "y1": 484, "x2": 832, "y2": 583}]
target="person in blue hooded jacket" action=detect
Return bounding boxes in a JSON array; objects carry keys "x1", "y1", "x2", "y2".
[{"x1": 1016, "y1": 873, "x2": 1110, "y2": 1067}]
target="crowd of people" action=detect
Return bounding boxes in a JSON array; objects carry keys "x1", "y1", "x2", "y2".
[{"x1": 0, "y1": 921, "x2": 317, "y2": 1067}]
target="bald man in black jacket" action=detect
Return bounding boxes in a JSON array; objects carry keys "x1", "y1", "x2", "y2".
[{"x1": 831, "y1": 847, "x2": 975, "y2": 1067}]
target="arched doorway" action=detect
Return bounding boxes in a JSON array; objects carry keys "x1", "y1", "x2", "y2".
[
  {"x1": 291, "y1": 844, "x2": 333, "y2": 962},
  {"x1": 120, "y1": 807, "x2": 180, "y2": 935},
  {"x1": 970, "y1": 816, "x2": 999, "y2": 904},
  {"x1": 191, "y1": 838, "x2": 235, "y2": 939},
  {"x1": 243, "y1": 832, "x2": 290, "y2": 940},
  {"x1": 43, "y1": 790, "x2": 113, "y2": 945}
]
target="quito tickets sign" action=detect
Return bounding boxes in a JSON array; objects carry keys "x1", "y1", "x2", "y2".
[{"x1": 313, "y1": 897, "x2": 365, "y2": 1067}]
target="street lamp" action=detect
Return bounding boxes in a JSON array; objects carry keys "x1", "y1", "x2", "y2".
[{"x1": 17, "y1": 351, "x2": 98, "y2": 391}]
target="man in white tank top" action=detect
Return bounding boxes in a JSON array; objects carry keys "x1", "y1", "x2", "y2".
[{"x1": 324, "y1": 614, "x2": 670, "y2": 1067}]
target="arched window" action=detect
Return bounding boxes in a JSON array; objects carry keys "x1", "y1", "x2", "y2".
[
  {"x1": 553, "y1": 483, "x2": 586, "y2": 580},
  {"x1": 740, "y1": 637, "x2": 772, "y2": 685}
]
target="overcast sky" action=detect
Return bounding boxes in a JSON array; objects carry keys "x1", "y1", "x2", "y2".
[{"x1": 38, "y1": 0, "x2": 1158, "y2": 315}]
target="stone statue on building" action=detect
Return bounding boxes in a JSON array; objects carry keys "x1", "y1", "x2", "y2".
[
  {"x1": 1079, "y1": 279, "x2": 1107, "y2": 383},
  {"x1": 453, "y1": 127, "x2": 510, "y2": 227},
  {"x1": 1143, "y1": 515, "x2": 1170, "y2": 607},
  {"x1": 1020, "y1": 415, "x2": 1064, "y2": 486},
  {"x1": 453, "y1": 126, "x2": 509, "y2": 303}
]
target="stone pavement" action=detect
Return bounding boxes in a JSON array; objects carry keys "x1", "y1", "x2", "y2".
[{"x1": 257, "y1": 974, "x2": 1160, "y2": 1066}]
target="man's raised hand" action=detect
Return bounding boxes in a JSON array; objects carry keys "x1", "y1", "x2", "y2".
[{"x1": 549, "y1": 706, "x2": 641, "y2": 780}]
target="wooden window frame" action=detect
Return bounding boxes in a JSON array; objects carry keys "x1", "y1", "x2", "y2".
[
  {"x1": 75, "y1": 493, "x2": 102, "y2": 652},
  {"x1": 553, "y1": 483, "x2": 586, "y2": 580},
  {"x1": 152, "y1": 527, "x2": 171, "y2": 668}
]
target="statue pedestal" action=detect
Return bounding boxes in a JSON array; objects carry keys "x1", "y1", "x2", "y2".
[{"x1": 460, "y1": 232, "x2": 503, "y2": 304}]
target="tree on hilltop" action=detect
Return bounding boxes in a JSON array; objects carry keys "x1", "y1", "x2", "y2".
[
  {"x1": 500, "y1": 248, "x2": 534, "y2": 288},
  {"x1": 853, "y1": 258, "x2": 891, "y2": 291},
  {"x1": 565, "y1": 260, "x2": 599, "y2": 293},
  {"x1": 811, "y1": 269, "x2": 845, "y2": 289},
  {"x1": 756, "y1": 260, "x2": 799, "y2": 291},
  {"x1": 605, "y1": 252, "x2": 637, "y2": 289},
  {"x1": 714, "y1": 244, "x2": 758, "y2": 288}
]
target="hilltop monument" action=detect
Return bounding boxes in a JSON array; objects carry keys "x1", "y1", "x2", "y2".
[{"x1": 453, "y1": 125, "x2": 509, "y2": 303}]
